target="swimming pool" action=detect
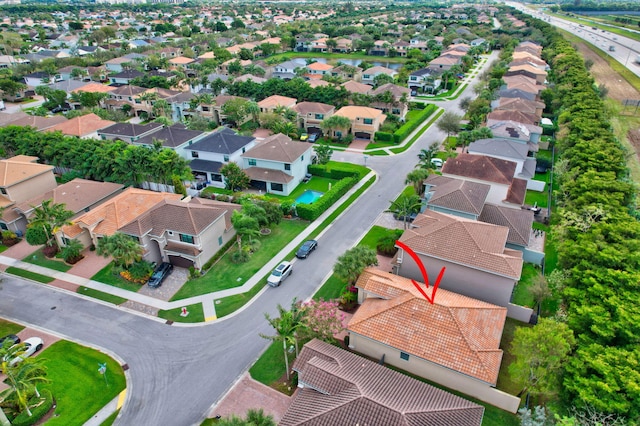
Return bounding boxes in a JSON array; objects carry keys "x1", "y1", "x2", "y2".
[{"x1": 295, "y1": 190, "x2": 324, "y2": 204}]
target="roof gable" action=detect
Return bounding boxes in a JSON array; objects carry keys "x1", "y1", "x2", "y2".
[
  {"x1": 242, "y1": 133, "x2": 311, "y2": 162},
  {"x1": 189, "y1": 127, "x2": 254, "y2": 154},
  {"x1": 441, "y1": 153, "x2": 517, "y2": 185}
]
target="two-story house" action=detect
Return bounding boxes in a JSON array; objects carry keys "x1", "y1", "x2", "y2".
[
  {"x1": 370, "y1": 83, "x2": 410, "y2": 118},
  {"x1": 134, "y1": 124, "x2": 207, "y2": 159},
  {"x1": 360, "y1": 66, "x2": 397, "y2": 86},
  {"x1": 305, "y1": 62, "x2": 333, "y2": 79},
  {"x1": 187, "y1": 127, "x2": 256, "y2": 187},
  {"x1": 257, "y1": 94, "x2": 297, "y2": 113},
  {"x1": 109, "y1": 70, "x2": 145, "y2": 85},
  {"x1": 241, "y1": 133, "x2": 313, "y2": 195},
  {"x1": 333, "y1": 106, "x2": 385, "y2": 141},
  {"x1": 272, "y1": 59, "x2": 306, "y2": 80},
  {"x1": 97, "y1": 122, "x2": 164, "y2": 143},
  {"x1": 292, "y1": 101, "x2": 335, "y2": 134}
]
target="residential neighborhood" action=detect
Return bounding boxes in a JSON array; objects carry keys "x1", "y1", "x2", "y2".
[{"x1": 0, "y1": 1, "x2": 636, "y2": 426}]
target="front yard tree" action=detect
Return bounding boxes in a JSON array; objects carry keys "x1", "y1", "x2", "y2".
[
  {"x1": 27, "y1": 200, "x2": 74, "y2": 249},
  {"x1": 0, "y1": 345, "x2": 49, "y2": 419},
  {"x1": 230, "y1": 210, "x2": 259, "y2": 252},
  {"x1": 405, "y1": 168, "x2": 431, "y2": 196},
  {"x1": 313, "y1": 143, "x2": 333, "y2": 165},
  {"x1": 96, "y1": 232, "x2": 144, "y2": 268},
  {"x1": 220, "y1": 162, "x2": 250, "y2": 192},
  {"x1": 417, "y1": 142, "x2": 440, "y2": 169},
  {"x1": 320, "y1": 115, "x2": 351, "y2": 140},
  {"x1": 334, "y1": 246, "x2": 378, "y2": 287},
  {"x1": 220, "y1": 98, "x2": 248, "y2": 126},
  {"x1": 387, "y1": 194, "x2": 422, "y2": 230},
  {"x1": 509, "y1": 317, "x2": 576, "y2": 398},
  {"x1": 260, "y1": 300, "x2": 306, "y2": 380},
  {"x1": 437, "y1": 111, "x2": 462, "y2": 141}
]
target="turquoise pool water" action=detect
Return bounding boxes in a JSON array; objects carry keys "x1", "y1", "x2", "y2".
[{"x1": 296, "y1": 190, "x2": 324, "y2": 204}]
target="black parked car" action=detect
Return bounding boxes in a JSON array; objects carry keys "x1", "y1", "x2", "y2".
[
  {"x1": 296, "y1": 240, "x2": 318, "y2": 259},
  {"x1": 393, "y1": 212, "x2": 418, "y2": 222},
  {"x1": 0, "y1": 334, "x2": 20, "y2": 347},
  {"x1": 148, "y1": 262, "x2": 173, "y2": 288}
]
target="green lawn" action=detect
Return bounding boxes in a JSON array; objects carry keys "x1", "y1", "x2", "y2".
[
  {"x1": 389, "y1": 108, "x2": 444, "y2": 154},
  {"x1": 0, "y1": 245, "x2": 7, "y2": 253},
  {"x1": 22, "y1": 249, "x2": 72, "y2": 272},
  {"x1": 41, "y1": 340, "x2": 126, "y2": 426},
  {"x1": 214, "y1": 280, "x2": 266, "y2": 318},
  {"x1": 77, "y1": 287, "x2": 127, "y2": 305},
  {"x1": 312, "y1": 274, "x2": 345, "y2": 302},
  {"x1": 171, "y1": 220, "x2": 308, "y2": 300},
  {"x1": 249, "y1": 339, "x2": 291, "y2": 385},
  {"x1": 497, "y1": 318, "x2": 531, "y2": 398},
  {"x1": 511, "y1": 263, "x2": 540, "y2": 308},
  {"x1": 99, "y1": 409, "x2": 120, "y2": 426},
  {"x1": 91, "y1": 263, "x2": 144, "y2": 292},
  {"x1": 525, "y1": 189, "x2": 548, "y2": 208},
  {"x1": 0, "y1": 319, "x2": 24, "y2": 336},
  {"x1": 158, "y1": 302, "x2": 205, "y2": 323},
  {"x1": 5, "y1": 267, "x2": 54, "y2": 283},
  {"x1": 358, "y1": 225, "x2": 395, "y2": 251}
]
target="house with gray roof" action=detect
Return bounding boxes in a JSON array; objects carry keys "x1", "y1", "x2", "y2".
[
  {"x1": 98, "y1": 122, "x2": 164, "y2": 143},
  {"x1": 280, "y1": 338, "x2": 485, "y2": 426},
  {"x1": 134, "y1": 124, "x2": 206, "y2": 158},
  {"x1": 467, "y1": 138, "x2": 537, "y2": 182},
  {"x1": 272, "y1": 59, "x2": 305, "y2": 80},
  {"x1": 423, "y1": 175, "x2": 490, "y2": 220},
  {"x1": 241, "y1": 133, "x2": 313, "y2": 196},
  {"x1": 187, "y1": 127, "x2": 256, "y2": 188}
]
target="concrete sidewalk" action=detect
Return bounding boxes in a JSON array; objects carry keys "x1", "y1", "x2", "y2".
[{"x1": 0, "y1": 170, "x2": 377, "y2": 322}]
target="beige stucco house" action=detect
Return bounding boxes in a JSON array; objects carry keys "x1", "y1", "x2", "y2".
[{"x1": 333, "y1": 105, "x2": 385, "y2": 141}]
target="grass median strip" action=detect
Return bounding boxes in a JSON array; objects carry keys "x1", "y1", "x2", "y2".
[
  {"x1": 6, "y1": 266, "x2": 54, "y2": 283},
  {"x1": 77, "y1": 287, "x2": 127, "y2": 305},
  {"x1": 389, "y1": 108, "x2": 444, "y2": 154}
]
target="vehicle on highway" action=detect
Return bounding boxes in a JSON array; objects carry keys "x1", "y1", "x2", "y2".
[
  {"x1": 609, "y1": 45, "x2": 615, "y2": 52},
  {"x1": 296, "y1": 240, "x2": 318, "y2": 259},
  {"x1": 267, "y1": 261, "x2": 292, "y2": 287},
  {"x1": 148, "y1": 262, "x2": 173, "y2": 288},
  {"x1": 3, "y1": 337, "x2": 44, "y2": 367},
  {"x1": 0, "y1": 334, "x2": 20, "y2": 347}
]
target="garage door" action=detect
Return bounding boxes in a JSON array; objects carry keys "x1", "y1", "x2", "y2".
[
  {"x1": 168, "y1": 255, "x2": 194, "y2": 268},
  {"x1": 354, "y1": 132, "x2": 371, "y2": 140}
]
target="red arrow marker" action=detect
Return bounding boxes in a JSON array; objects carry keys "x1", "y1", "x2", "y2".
[{"x1": 396, "y1": 240, "x2": 446, "y2": 304}]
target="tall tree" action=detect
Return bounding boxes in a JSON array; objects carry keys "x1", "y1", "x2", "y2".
[
  {"x1": 260, "y1": 300, "x2": 305, "y2": 380},
  {"x1": 405, "y1": 168, "x2": 431, "y2": 196},
  {"x1": 313, "y1": 143, "x2": 333, "y2": 165},
  {"x1": 27, "y1": 200, "x2": 74, "y2": 248},
  {"x1": 230, "y1": 210, "x2": 259, "y2": 252},
  {"x1": 0, "y1": 344, "x2": 49, "y2": 419},
  {"x1": 436, "y1": 111, "x2": 461, "y2": 141},
  {"x1": 220, "y1": 162, "x2": 250, "y2": 192},
  {"x1": 333, "y1": 246, "x2": 378, "y2": 287},
  {"x1": 387, "y1": 194, "x2": 422, "y2": 230},
  {"x1": 96, "y1": 232, "x2": 144, "y2": 268},
  {"x1": 320, "y1": 115, "x2": 351, "y2": 140}
]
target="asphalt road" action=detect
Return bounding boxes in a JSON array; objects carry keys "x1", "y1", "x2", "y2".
[
  {"x1": 0, "y1": 51, "x2": 498, "y2": 425},
  {"x1": 505, "y1": 1, "x2": 640, "y2": 78}
]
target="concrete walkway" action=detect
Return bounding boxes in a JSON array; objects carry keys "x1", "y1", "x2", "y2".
[{"x1": 0, "y1": 170, "x2": 376, "y2": 323}]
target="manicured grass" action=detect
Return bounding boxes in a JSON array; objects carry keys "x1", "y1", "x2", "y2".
[
  {"x1": 171, "y1": 220, "x2": 308, "y2": 300},
  {"x1": 512, "y1": 263, "x2": 540, "y2": 308},
  {"x1": 525, "y1": 189, "x2": 548, "y2": 208},
  {"x1": 249, "y1": 339, "x2": 291, "y2": 385},
  {"x1": 158, "y1": 302, "x2": 205, "y2": 323},
  {"x1": 5, "y1": 266, "x2": 54, "y2": 283},
  {"x1": 358, "y1": 225, "x2": 394, "y2": 251},
  {"x1": 323, "y1": 160, "x2": 370, "y2": 179},
  {"x1": 77, "y1": 287, "x2": 127, "y2": 305},
  {"x1": 99, "y1": 409, "x2": 120, "y2": 426},
  {"x1": 366, "y1": 140, "x2": 397, "y2": 150},
  {"x1": 91, "y1": 263, "x2": 143, "y2": 292},
  {"x1": 23, "y1": 249, "x2": 72, "y2": 272},
  {"x1": 0, "y1": 319, "x2": 24, "y2": 336},
  {"x1": 312, "y1": 274, "x2": 345, "y2": 302},
  {"x1": 0, "y1": 245, "x2": 7, "y2": 253},
  {"x1": 264, "y1": 176, "x2": 337, "y2": 202},
  {"x1": 200, "y1": 187, "x2": 234, "y2": 197},
  {"x1": 395, "y1": 185, "x2": 416, "y2": 201},
  {"x1": 389, "y1": 108, "x2": 444, "y2": 154},
  {"x1": 497, "y1": 318, "x2": 531, "y2": 398},
  {"x1": 41, "y1": 340, "x2": 126, "y2": 426},
  {"x1": 214, "y1": 280, "x2": 266, "y2": 318}
]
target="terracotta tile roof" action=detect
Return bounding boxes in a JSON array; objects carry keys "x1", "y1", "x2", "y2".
[
  {"x1": 340, "y1": 80, "x2": 372, "y2": 94},
  {"x1": 119, "y1": 198, "x2": 239, "y2": 237},
  {"x1": 442, "y1": 153, "x2": 517, "y2": 185},
  {"x1": 507, "y1": 64, "x2": 547, "y2": 76},
  {"x1": 0, "y1": 111, "x2": 28, "y2": 126},
  {"x1": 168, "y1": 56, "x2": 194, "y2": 64},
  {"x1": 400, "y1": 210, "x2": 523, "y2": 279},
  {"x1": 505, "y1": 178, "x2": 527, "y2": 205},
  {"x1": 242, "y1": 133, "x2": 311, "y2": 162},
  {"x1": 8, "y1": 115, "x2": 67, "y2": 131},
  {"x1": 257, "y1": 94, "x2": 297, "y2": 109},
  {"x1": 61, "y1": 187, "x2": 182, "y2": 238},
  {"x1": 109, "y1": 85, "x2": 147, "y2": 97},
  {"x1": 45, "y1": 113, "x2": 115, "y2": 137},
  {"x1": 0, "y1": 155, "x2": 53, "y2": 187},
  {"x1": 425, "y1": 175, "x2": 490, "y2": 216},
  {"x1": 501, "y1": 74, "x2": 537, "y2": 87},
  {"x1": 189, "y1": 197, "x2": 241, "y2": 230},
  {"x1": 244, "y1": 166, "x2": 294, "y2": 184},
  {"x1": 307, "y1": 62, "x2": 333, "y2": 71},
  {"x1": 349, "y1": 268, "x2": 507, "y2": 385},
  {"x1": 15, "y1": 179, "x2": 123, "y2": 218},
  {"x1": 486, "y1": 110, "x2": 539, "y2": 126},
  {"x1": 214, "y1": 95, "x2": 247, "y2": 106},
  {"x1": 370, "y1": 82, "x2": 410, "y2": 98},
  {"x1": 281, "y1": 338, "x2": 484, "y2": 426},
  {"x1": 479, "y1": 204, "x2": 533, "y2": 247},
  {"x1": 497, "y1": 97, "x2": 545, "y2": 114},
  {"x1": 307, "y1": 79, "x2": 330, "y2": 88},
  {"x1": 364, "y1": 65, "x2": 396, "y2": 75},
  {"x1": 71, "y1": 82, "x2": 117, "y2": 94},
  {"x1": 334, "y1": 105, "x2": 383, "y2": 120},
  {"x1": 292, "y1": 101, "x2": 334, "y2": 115}
]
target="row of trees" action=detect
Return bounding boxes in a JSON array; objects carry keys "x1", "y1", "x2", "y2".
[
  {"x1": 0, "y1": 126, "x2": 191, "y2": 189},
  {"x1": 532, "y1": 19, "x2": 640, "y2": 421}
]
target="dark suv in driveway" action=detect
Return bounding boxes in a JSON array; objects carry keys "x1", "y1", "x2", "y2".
[{"x1": 148, "y1": 262, "x2": 173, "y2": 288}]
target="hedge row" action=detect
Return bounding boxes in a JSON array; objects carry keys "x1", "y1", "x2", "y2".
[
  {"x1": 374, "y1": 131, "x2": 393, "y2": 142},
  {"x1": 308, "y1": 164, "x2": 359, "y2": 180},
  {"x1": 11, "y1": 389, "x2": 54, "y2": 426},
  {"x1": 296, "y1": 177, "x2": 357, "y2": 221},
  {"x1": 393, "y1": 104, "x2": 437, "y2": 143}
]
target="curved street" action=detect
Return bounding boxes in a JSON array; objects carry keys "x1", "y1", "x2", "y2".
[{"x1": 0, "y1": 51, "x2": 498, "y2": 425}]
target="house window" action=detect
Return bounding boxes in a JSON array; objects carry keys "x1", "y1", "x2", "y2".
[
  {"x1": 211, "y1": 173, "x2": 222, "y2": 182},
  {"x1": 284, "y1": 164, "x2": 291, "y2": 171},
  {"x1": 179, "y1": 234, "x2": 194, "y2": 244},
  {"x1": 363, "y1": 74, "x2": 370, "y2": 79},
  {"x1": 410, "y1": 76, "x2": 417, "y2": 81},
  {"x1": 0, "y1": 222, "x2": 8, "y2": 231},
  {"x1": 0, "y1": 188, "x2": 6, "y2": 195},
  {"x1": 248, "y1": 159, "x2": 256, "y2": 166},
  {"x1": 128, "y1": 97, "x2": 132, "y2": 101},
  {"x1": 223, "y1": 155, "x2": 229, "y2": 162},
  {"x1": 400, "y1": 352, "x2": 410, "y2": 361},
  {"x1": 135, "y1": 99, "x2": 141, "y2": 104},
  {"x1": 270, "y1": 182, "x2": 283, "y2": 192},
  {"x1": 202, "y1": 106, "x2": 209, "y2": 111},
  {"x1": 301, "y1": 155, "x2": 304, "y2": 161},
  {"x1": 363, "y1": 118, "x2": 373, "y2": 125},
  {"x1": 314, "y1": 114, "x2": 324, "y2": 119},
  {"x1": 218, "y1": 236, "x2": 223, "y2": 246}
]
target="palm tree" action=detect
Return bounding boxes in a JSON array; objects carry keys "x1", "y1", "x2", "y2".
[
  {"x1": 245, "y1": 101, "x2": 260, "y2": 123},
  {"x1": 0, "y1": 347, "x2": 49, "y2": 419},
  {"x1": 387, "y1": 194, "x2": 423, "y2": 230},
  {"x1": 333, "y1": 246, "x2": 378, "y2": 287},
  {"x1": 152, "y1": 99, "x2": 170, "y2": 118},
  {"x1": 260, "y1": 301, "x2": 306, "y2": 380},
  {"x1": 96, "y1": 232, "x2": 144, "y2": 268},
  {"x1": 29, "y1": 200, "x2": 74, "y2": 248},
  {"x1": 405, "y1": 168, "x2": 431, "y2": 196},
  {"x1": 417, "y1": 142, "x2": 440, "y2": 169},
  {"x1": 320, "y1": 115, "x2": 351, "y2": 140},
  {"x1": 273, "y1": 122, "x2": 298, "y2": 139}
]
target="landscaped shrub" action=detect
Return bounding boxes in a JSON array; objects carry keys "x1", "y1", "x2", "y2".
[
  {"x1": 120, "y1": 261, "x2": 153, "y2": 283},
  {"x1": 393, "y1": 104, "x2": 436, "y2": 143},
  {"x1": 231, "y1": 250, "x2": 250, "y2": 264},
  {"x1": 308, "y1": 164, "x2": 358, "y2": 180},
  {"x1": 376, "y1": 229, "x2": 404, "y2": 256},
  {"x1": 374, "y1": 131, "x2": 393, "y2": 142},
  {"x1": 215, "y1": 194, "x2": 231, "y2": 202},
  {"x1": 296, "y1": 177, "x2": 357, "y2": 221},
  {"x1": 11, "y1": 389, "x2": 54, "y2": 426},
  {"x1": 1, "y1": 230, "x2": 20, "y2": 246}
]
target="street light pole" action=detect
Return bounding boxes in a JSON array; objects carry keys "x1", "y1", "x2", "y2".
[{"x1": 364, "y1": 155, "x2": 369, "y2": 167}]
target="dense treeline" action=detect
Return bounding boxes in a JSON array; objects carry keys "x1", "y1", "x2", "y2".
[
  {"x1": 561, "y1": 2, "x2": 640, "y2": 12},
  {"x1": 226, "y1": 77, "x2": 351, "y2": 107},
  {"x1": 0, "y1": 126, "x2": 191, "y2": 188},
  {"x1": 530, "y1": 19, "x2": 640, "y2": 420}
]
